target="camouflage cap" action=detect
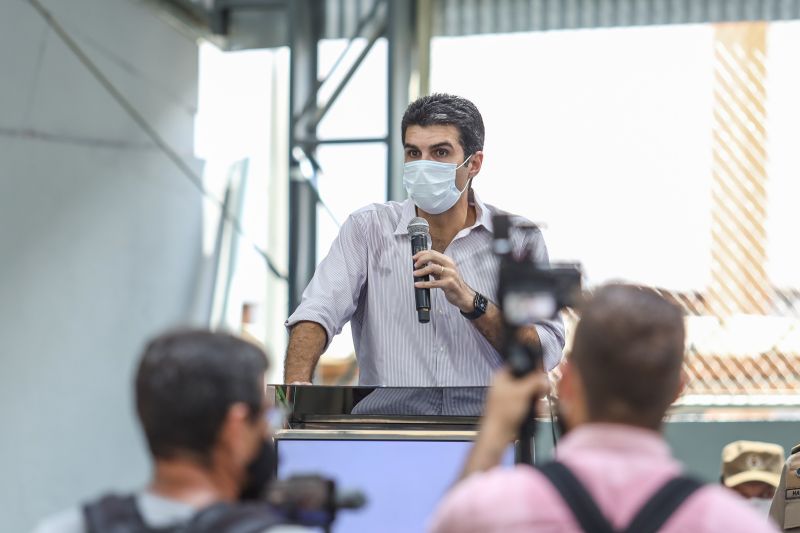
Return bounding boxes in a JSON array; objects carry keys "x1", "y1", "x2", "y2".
[{"x1": 721, "y1": 440, "x2": 785, "y2": 489}]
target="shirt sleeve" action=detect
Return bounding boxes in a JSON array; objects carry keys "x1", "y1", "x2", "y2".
[
  {"x1": 528, "y1": 229, "x2": 567, "y2": 372},
  {"x1": 29, "y1": 507, "x2": 84, "y2": 533},
  {"x1": 688, "y1": 486, "x2": 782, "y2": 533},
  {"x1": 285, "y1": 213, "x2": 369, "y2": 350},
  {"x1": 428, "y1": 467, "x2": 548, "y2": 533},
  {"x1": 428, "y1": 472, "x2": 496, "y2": 533}
]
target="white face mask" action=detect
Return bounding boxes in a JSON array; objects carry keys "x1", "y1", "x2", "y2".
[
  {"x1": 745, "y1": 497, "x2": 773, "y2": 517},
  {"x1": 403, "y1": 155, "x2": 472, "y2": 215}
]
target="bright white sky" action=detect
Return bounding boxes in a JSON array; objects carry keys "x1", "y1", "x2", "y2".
[{"x1": 432, "y1": 25, "x2": 716, "y2": 291}]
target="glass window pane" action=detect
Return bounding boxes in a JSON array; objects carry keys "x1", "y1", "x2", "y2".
[{"x1": 316, "y1": 38, "x2": 388, "y2": 140}]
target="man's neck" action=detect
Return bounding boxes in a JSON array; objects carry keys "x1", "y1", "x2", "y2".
[
  {"x1": 421, "y1": 195, "x2": 476, "y2": 252},
  {"x1": 149, "y1": 458, "x2": 238, "y2": 509}
]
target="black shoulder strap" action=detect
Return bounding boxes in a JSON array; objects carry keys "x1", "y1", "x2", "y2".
[
  {"x1": 182, "y1": 501, "x2": 288, "y2": 533},
  {"x1": 539, "y1": 462, "x2": 703, "y2": 533},
  {"x1": 83, "y1": 494, "x2": 159, "y2": 533},
  {"x1": 538, "y1": 462, "x2": 616, "y2": 533},
  {"x1": 622, "y1": 476, "x2": 702, "y2": 533},
  {"x1": 83, "y1": 493, "x2": 289, "y2": 533}
]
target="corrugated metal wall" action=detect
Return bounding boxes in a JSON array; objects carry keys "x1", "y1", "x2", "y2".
[
  {"x1": 323, "y1": 0, "x2": 800, "y2": 38},
  {"x1": 433, "y1": 0, "x2": 800, "y2": 35}
]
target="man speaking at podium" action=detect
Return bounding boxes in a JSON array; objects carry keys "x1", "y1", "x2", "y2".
[{"x1": 284, "y1": 94, "x2": 564, "y2": 387}]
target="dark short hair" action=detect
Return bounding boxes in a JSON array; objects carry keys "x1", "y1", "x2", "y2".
[
  {"x1": 135, "y1": 330, "x2": 268, "y2": 463},
  {"x1": 570, "y1": 284, "x2": 685, "y2": 430},
  {"x1": 401, "y1": 93, "x2": 485, "y2": 158}
]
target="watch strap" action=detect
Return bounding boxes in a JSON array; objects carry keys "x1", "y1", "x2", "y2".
[{"x1": 461, "y1": 292, "x2": 488, "y2": 320}]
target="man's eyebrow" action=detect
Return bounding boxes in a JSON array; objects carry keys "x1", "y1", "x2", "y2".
[
  {"x1": 430, "y1": 141, "x2": 454, "y2": 150},
  {"x1": 404, "y1": 141, "x2": 455, "y2": 150}
]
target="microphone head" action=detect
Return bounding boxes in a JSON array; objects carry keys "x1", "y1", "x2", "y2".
[{"x1": 407, "y1": 217, "x2": 429, "y2": 237}]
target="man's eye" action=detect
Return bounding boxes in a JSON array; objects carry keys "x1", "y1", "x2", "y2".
[
  {"x1": 436, "y1": 149, "x2": 448, "y2": 157},
  {"x1": 407, "y1": 150, "x2": 420, "y2": 158}
]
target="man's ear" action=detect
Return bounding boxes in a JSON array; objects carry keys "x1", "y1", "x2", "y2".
[
  {"x1": 217, "y1": 403, "x2": 252, "y2": 458},
  {"x1": 672, "y1": 368, "x2": 688, "y2": 404},
  {"x1": 556, "y1": 359, "x2": 585, "y2": 428},
  {"x1": 468, "y1": 150, "x2": 484, "y2": 178}
]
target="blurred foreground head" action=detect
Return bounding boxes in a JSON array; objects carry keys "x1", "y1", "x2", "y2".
[
  {"x1": 559, "y1": 284, "x2": 685, "y2": 431},
  {"x1": 135, "y1": 330, "x2": 268, "y2": 466}
]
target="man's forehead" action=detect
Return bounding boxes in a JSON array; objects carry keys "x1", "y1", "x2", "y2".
[{"x1": 404, "y1": 124, "x2": 461, "y2": 146}]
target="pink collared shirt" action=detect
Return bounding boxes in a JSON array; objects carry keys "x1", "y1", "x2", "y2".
[{"x1": 430, "y1": 424, "x2": 779, "y2": 533}]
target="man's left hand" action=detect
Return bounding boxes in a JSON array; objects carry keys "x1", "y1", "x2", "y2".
[{"x1": 413, "y1": 250, "x2": 475, "y2": 312}]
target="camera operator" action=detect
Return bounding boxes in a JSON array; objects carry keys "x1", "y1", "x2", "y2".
[
  {"x1": 430, "y1": 284, "x2": 777, "y2": 533},
  {"x1": 32, "y1": 330, "x2": 311, "y2": 533}
]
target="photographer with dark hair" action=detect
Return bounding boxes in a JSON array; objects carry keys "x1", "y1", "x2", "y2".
[
  {"x1": 33, "y1": 330, "x2": 309, "y2": 533},
  {"x1": 285, "y1": 93, "x2": 564, "y2": 388},
  {"x1": 430, "y1": 284, "x2": 777, "y2": 532}
]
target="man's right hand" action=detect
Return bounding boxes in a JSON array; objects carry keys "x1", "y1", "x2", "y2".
[
  {"x1": 480, "y1": 368, "x2": 550, "y2": 445},
  {"x1": 459, "y1": 368, "x2": 549, "y2": 480}
]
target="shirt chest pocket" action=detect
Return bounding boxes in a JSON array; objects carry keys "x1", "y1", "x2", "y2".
[
  {"x1": 370, "y1": 238, "x2": 407, "y2": 278},
  {"x1": 368, "y1": 241, "x2": 417, "y2": 310}
]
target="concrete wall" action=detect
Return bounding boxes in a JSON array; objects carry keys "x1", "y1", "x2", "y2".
[
  {"x1": 0, "y1": 0, "x2": 203, "y2": 530},
  {"x1": 666, "y1": 420, "x2": 799, "y2": 481},
  {"x1": 536, "y1": 419, "x2": 799, "y2": 482}
]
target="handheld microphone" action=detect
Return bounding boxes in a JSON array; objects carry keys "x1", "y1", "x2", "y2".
[{"x1": 408, "y1": 217, "x2": 431, "y2": 323}]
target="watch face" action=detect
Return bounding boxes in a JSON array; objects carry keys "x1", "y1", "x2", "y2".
[
  {"x1": 463, "y1": 293, "x2": 488, "y2": 319},
  {"x1": 475, "y1": 293, "x2": 487, "y2": 313}
]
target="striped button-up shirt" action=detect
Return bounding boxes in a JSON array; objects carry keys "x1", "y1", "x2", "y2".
[{"x1": 285, "y1": 191, "x2": 565, "y2": 386}]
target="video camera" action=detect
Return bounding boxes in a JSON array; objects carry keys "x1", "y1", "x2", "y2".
[
  {"x1": 492, "y1": 214, "x2": 582, "y2": 464},
  {"x1": 266, "y1": 474, "x2": 366, "y2": 533},
  {"x1": 492, "y1": 214, "x2": 582, "y2": 376}
]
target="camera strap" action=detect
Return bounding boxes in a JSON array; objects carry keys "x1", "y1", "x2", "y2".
[
  {"x1": 83, "y1": 494, "x2": 180, "y2": 533},
  {"x1": 181, "y1": 501, "x2": 288, "y2": 533},
  {"x1": 538, "y1": 461, "x2": 702, "y2": 533},
  {"x1": 83, "y1": 494, "x2": 288, "y2": 533}
]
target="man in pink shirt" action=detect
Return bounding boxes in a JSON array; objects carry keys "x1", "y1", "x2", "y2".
[{"x1": 430, "y1": 284, "x2": 778, "y2": 533}]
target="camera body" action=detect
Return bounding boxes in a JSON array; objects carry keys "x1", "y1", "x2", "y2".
[{"x1": 266, "y1": 474, "x2": 366, "y2": 529}]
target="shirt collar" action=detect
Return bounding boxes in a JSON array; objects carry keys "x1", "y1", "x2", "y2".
[
  {"x1": 556, "y1": 423, "x2": 672, "y2": 461},
  {"x1": 393, "y1": 189, "x2": 494, "y2": 236},
  {"x1": 393, "y1": 198, "x2": 418, "y2": 235},
  {"x1": 471, "y1": 190, "x2": 494, "y2": 232}
]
